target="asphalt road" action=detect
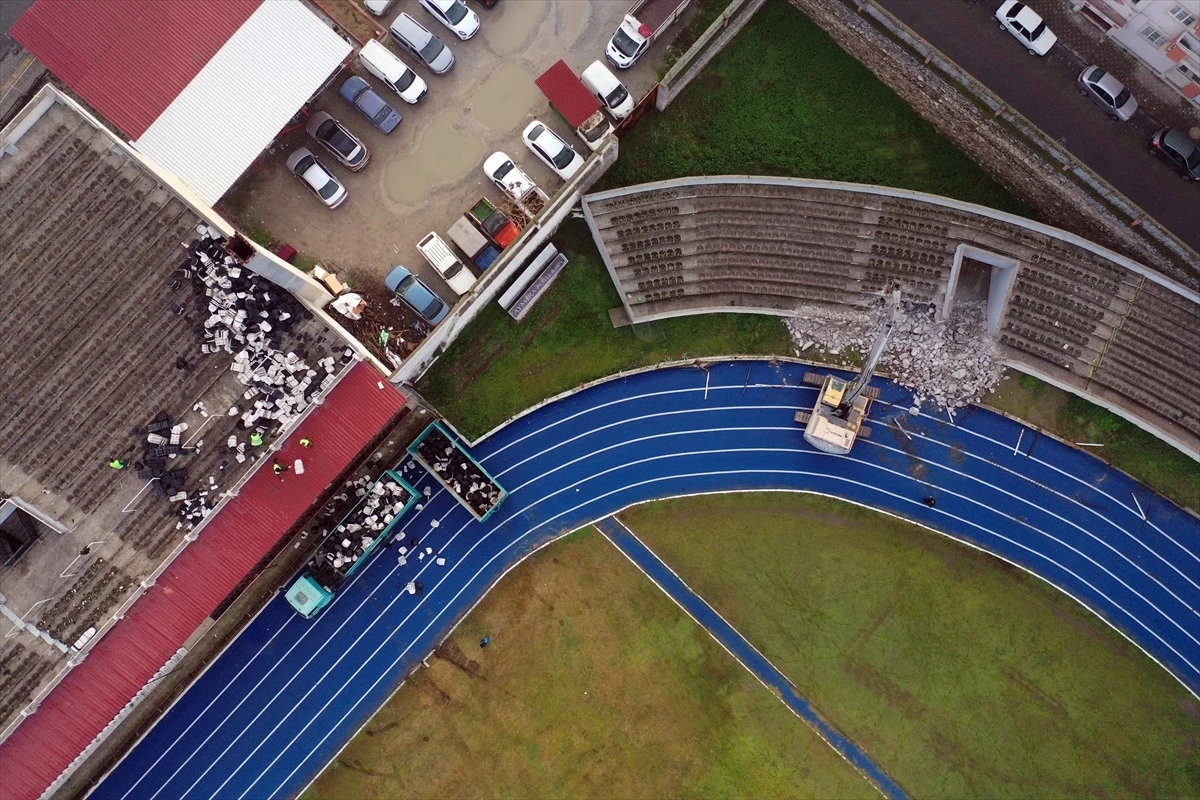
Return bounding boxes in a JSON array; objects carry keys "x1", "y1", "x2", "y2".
[{"x1": 874, "y1": 0, "x2": 1200, "y2": 255}]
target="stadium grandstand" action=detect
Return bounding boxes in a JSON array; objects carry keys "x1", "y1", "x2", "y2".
[{"x1": 581, "y1": 177, "x2": 1200, "y2": 458}]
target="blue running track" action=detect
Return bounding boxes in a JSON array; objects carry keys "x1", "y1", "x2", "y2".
[
  {"x1": 596, "y1": 515, "x2": 908, "y2": 799},
  {"x1": 93, "y1": 360, "x2": 1200, "y2": 800}
]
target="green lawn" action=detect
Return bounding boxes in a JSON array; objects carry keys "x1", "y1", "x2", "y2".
[
  {"x1": 985, "y1": 373, "x2": 1200, "y2": 511},
  {"x1": 599, "y1": 0, "x2": 1028, "y2": 214},
  {"x1": 303, "y1": 528, "x2": 874, "y2": 800},
  {"x1": 418, "y1": 0, "x2": 1026, "y2": 439},
  {"x1": 624, "y1": 493, "x2": 1200, "y2": 799},
  {"x1": 417, "y1": 219, "x2": 791, "y2": 438}
]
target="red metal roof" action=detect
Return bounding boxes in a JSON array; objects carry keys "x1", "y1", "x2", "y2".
[
  {"x1": 0, "y1": 362, "x2": 405, "y2": 800},
  {"x1": 9, "y1": 0, "x2": 261, "y2": 138},
  {"x1": 535, "y1": 59, "x2": 601, "y2": 129}
]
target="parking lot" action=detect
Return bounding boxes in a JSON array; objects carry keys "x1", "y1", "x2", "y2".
[{"x1": 221, "y1": 0, "x2": 665, "y2": 312}]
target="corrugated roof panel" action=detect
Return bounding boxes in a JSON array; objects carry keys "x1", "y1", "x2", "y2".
[
  {"x1": 9, "y1": 0, "x2": 260, "y2": 138},
  {"x1": 535, "y1": 59, "x2": 601, "y2": 129},
  {"x1": 133, "y1": 0, "x2": 352, "y2": 204},
  {"x1": 0, "y1": 362, "x2": 405, "y2": 800}
]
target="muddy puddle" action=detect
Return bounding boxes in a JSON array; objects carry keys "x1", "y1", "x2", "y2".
[
  {"x1": 384, "y1": 112, "x2": 485, "y2": 205},
  {"x1": 483, "y1": 0, "x2": 548, "y2": 57},
  {"x1": 469, "y1": 62, "x2": 541, "y2": 133}
]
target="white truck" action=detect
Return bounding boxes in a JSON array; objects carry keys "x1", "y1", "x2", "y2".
[
  {"x1": 417, "y1": 232, "x2": 476, "y2": 296},
  {"x1": 605, "y1": 0, "x2": 693, "y2": 69}
]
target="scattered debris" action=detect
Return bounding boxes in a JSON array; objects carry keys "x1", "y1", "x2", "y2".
[{"x1": 786, "y1": 299, "x2": 1003, "y2": 409}]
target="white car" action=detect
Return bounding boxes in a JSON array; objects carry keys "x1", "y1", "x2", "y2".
[
  {"x1": 363, "y1": 0, "x2": 396, "y2": 16},
  {"x1": 483, "y1": 152, "x2": 541, "y2": 202},
  {"x1": 995, "y1": 0, "x2": 1057, "y2": 56},
  {"x1": 419, "y1": 0, "x2": 480, "y2": 41},
  {"x1": 521, "y1": 121, "x2": 585, "y2": 181},
  {"x1": 285, "y1": 148, "x2": 347, "y2": 209}
]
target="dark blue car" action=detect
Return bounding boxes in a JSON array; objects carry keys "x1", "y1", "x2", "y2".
[
  {"x1": 338, "y1": 76, "x2": 402, "y2": 134},
  {"x1": 385, "y1": 265, "x2": 449, "y2": 325}
]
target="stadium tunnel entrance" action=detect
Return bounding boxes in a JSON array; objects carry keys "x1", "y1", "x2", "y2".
[{"x1": 942, "y1": 245, "x2": 1017, "y2": 335}]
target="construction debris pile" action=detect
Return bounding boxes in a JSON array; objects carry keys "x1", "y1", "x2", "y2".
[
  {"x1": 182, "y1": 229, "x2": 338, "y2": 431},
  {"x1": 148, "y1": 227, "x2": 350, "y2": 531},
  {"x1": 786, "y1": 299, "x2": 1004, "y2": 409},
  {"x1": 309, "y1": 474, "x2": 414, "y2": 590},
  {"x1": 416, "y1": 428, "x2": 503, "y2": 518}
]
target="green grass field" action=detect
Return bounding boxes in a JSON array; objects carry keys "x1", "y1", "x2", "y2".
[
  {"x1": 624, "y1": 493, "x2": 1200, "y2": 798},
  {"x1": 599, "y1": 0, "x2": 1027, "y2": 213},
  {"x1": 302, "y1": 529, "x2": 874, "y2": 800},
  {"x1": 416, "y1": 220, "x2": 790, "y2": 437}
]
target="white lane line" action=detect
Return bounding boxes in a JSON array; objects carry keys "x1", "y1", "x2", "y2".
[
  {"x1": 496, "y1": 402, "x2": 1200, "y2": 609},
  {"x1": 886, "y1": 426, "x2": 1200, "y2": 596},
  {"x1": 206, "y1": 422, "x2": 1200, "y2": 797},
  {"x1": 140, "y1": 479, "x2": 460, "y2": 800},
  {"x1": 121, "y1": 372, "x2": 1197, "y2": 794},
  {"x1": 261, "y1": 463, "x2": 1200, "y2": 799}
]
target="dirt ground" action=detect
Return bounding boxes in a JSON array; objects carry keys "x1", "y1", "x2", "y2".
[{"x1": 218, "y1": 0, "x2": 664, "y2": 315}]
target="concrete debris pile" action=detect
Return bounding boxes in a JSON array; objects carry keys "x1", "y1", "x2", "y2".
[
  {"x1": 786, "y1": 299, "x2": 1004, "y2": 409},
  {"x1": 416, "y1": 428, "x2": 502, "y2": 517},
  {"x1": 309, "y1": 475, "x2": 414, "y2": 590}
]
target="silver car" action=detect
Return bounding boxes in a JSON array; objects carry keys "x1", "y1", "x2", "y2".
[
  {"x1": 1077, "y1": 66, "x2": 1139, "y2": 122},
  {"x1": 389, "y1": 13, "x2": 454, "y2": 75}
]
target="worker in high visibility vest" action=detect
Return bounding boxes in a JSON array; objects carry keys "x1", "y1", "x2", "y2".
[
  {"x1": 249, "y1": 432, "x2": 264, "y2": 447},
  {"x1": 108, "y1": 458, "x2": 126, "y2": 470},
  {"x1": 299, "y1": 437, "x2": 312, "y2": 448}
]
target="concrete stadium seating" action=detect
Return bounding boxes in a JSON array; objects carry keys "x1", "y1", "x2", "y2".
[{"x1": 581, "y1": 177, "x2": 1200, "y2": 456}]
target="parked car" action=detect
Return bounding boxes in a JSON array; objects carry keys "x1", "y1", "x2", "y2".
[
  {"x1": 359, "y1": 40, "x2": 428, "y2": 104},
  {"x1": 419, "y1": 0, "x2": 480, "y2": 40},
  {"x1": 385, "y1": 265, "x2": 450, "y2": 324},
  {"x1": 286, "y1": 148, "x2": 348, "y2": 209},
  {"x1": 582, "y1": 60, "x2": 634, "y2": 120},
  {"x1": 1149, "y1": 128, "x2": 1200, "y2": 181},
  {"x1": 363, "y1": 0, "x2": 397, "y2": 15},
  {"x1": 338, "y1": 76, "x2": 402, "y2": 133},
  {"x1": 521, "y1": 120, "x2": 585, "y2": 180},
  {"x1": 483, "y1": 151, "x2": 540, "y2": 201},
  {"x1": 995, "y1": 0, "x2": 1056, "y2": 56},
  {"x1": 305, "y1": 112, "x2": 369, "y2": 171},
  {"x1": 389, "y1": 13, "x2": 455, "y2": 75},
  {"x1": 1077, "y1": 66, "x2": 1138, "y2": 121}
]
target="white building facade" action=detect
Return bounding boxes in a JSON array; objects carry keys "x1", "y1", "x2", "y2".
[{"x1": 1072, "y1": 0, "x2": 1200, "y2": 109}]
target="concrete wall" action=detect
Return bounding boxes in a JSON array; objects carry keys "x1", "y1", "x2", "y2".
[{"x1": 656, "y1": 0, "x2": 767, "y2": 110}]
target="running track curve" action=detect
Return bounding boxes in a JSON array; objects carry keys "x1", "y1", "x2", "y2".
[{"x1": 93, "y1": 360, "x2": 1200, "y2": 800}]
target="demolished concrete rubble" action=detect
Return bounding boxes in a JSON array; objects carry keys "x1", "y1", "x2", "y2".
[{"x1": 785, "y1": 299, "x2": 1004, "y2": 409}]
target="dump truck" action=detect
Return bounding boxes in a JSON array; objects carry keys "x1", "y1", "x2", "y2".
[
  {"x1": 469, "y1": 197, "x2": 521, "y2": 249},
  {"x1": 285, "y1": 470, "x2": 419, "y2": 617},
  {"x1": 535, "y1": 59, "x2": 614, "y2": 152},
  {"x1": 795, "y1": 287, "x2": 900, "y2": 455},
  {"x1": 605, "y1": 0, "x2": 692, "y2": 69},
  {"x1": 447, "y1": 215, "x2": 501, "y2": 272}
]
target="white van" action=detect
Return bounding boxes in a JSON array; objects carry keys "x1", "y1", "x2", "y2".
[
  {"x1": 359, "y1": 40, "x2": 428, "y2": 105},
  {"x1": 581, "y1": 60, "x2": 634, "y2": 120},
  {"x1": 418, "y1": 232, "x2": 476, "y2": 295}
]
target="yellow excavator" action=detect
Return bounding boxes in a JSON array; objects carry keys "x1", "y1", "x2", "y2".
[{"x1": 795, "y1": 287, "x2": 901, "y2": 455}]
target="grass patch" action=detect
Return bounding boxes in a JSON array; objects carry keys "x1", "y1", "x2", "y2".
[
  {"x1": 986, "y1": 372, "x2": 1199, "y2": 512},
  {"x1": 600, "y1": 0, "x2": 1028, "y2": 215},
  {"x1": 624, "y1": 493, "x2": 1200, "y2": 799},
  {"x1": 417, "y1": 219, "x2": 790, "y2": 438},
  {"x1": 302, "y1": 529, "x2": 874, "y2": 800}
]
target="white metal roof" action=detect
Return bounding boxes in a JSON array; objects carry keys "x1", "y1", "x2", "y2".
[{"x1": 133, "y1": 0, "x2": 351, "y2": 205}]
